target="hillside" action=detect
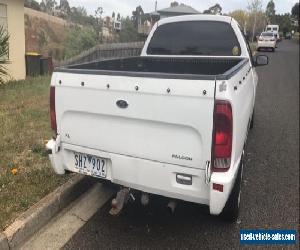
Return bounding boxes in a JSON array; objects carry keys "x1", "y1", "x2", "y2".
[
  {"x1": 24, "y1": 7, "x2": 143, "y2": 62},
  {"x1": 25, "y1": 7, "x2": 74, "y2": 61}
]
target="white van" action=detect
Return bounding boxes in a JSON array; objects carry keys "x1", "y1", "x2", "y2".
[{"x1": 266, "y1": 25, "x2": 280, "y2": 40}]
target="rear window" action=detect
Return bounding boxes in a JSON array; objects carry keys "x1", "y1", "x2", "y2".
[
  {"x1": 147, "y1": 21, "x2": 241, "y2": 56},
  {"x1": 262, "y1": 32, "x2": 274, "y2": 37}
]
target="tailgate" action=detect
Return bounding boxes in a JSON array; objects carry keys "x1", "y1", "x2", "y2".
[{"x1": 54, "y1": 73, "x2": 216, "y2": 170}]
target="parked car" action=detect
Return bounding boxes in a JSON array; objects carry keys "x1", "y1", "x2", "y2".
[
  {"x1": 257, "y1": 32, "x2": 277, "y2": 52},
  {"x1": 46, "y1": 15, "x2": 268, "y2": 221}
]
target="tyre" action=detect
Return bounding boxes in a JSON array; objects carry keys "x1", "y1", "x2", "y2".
[
  {"x1": 220, "y1": 159, "x2": 243, "y2": 222},
  {"x1": 272, "y1": 48, "x2": 275, "y2": 52}
]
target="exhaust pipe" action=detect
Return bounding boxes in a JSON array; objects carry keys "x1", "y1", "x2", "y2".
[
  {"x1": 166, "y1": 200, "x2": 177, "y2": 214},
  {"x1": 141, "y1": 193, "x2": 149, "y2": 206}
]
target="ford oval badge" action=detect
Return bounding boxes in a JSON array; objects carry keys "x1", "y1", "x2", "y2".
[{"x1": 116, "y1": 100, "x2": 129, "y2": 109}]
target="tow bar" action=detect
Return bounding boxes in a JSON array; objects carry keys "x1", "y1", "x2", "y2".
[{"x1": 109, "y1": 187, "x2": 132, "y2": 216}]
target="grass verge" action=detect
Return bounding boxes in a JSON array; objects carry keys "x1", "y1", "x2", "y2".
[
  {"x1": 0, "y1": 76, "x2": 69, "y2": 230},
  {"x1": 250, "y1": 42, "x2": 257, "y2": 54}
]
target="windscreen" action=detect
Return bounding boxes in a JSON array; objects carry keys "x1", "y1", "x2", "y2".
[{"x1": 147, "y1": 21, "x2": 241, "y2": 56}]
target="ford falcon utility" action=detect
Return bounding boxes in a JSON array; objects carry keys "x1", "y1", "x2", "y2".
[{"x1": 46, "y1": 15, "x2": 268, "y2": 221}]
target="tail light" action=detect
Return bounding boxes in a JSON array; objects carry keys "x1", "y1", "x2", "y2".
[
  {"x1": 212, "y1": 101, "x2": 233, "y2": 172},
  {"x1": 50, "y1": 86, "x2": 57, "y2": 135}
]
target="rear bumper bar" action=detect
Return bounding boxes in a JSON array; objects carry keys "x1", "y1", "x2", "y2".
[
  {"x1": 46, "y1": 139, "x2": 241, "y2": 215},
  {"x1": 257, "y1": 41, "x2": 276, "y2": 48}
]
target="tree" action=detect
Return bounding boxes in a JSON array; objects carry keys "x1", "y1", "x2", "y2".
[
  {"x1": 41, "y1": 0, "x2": 57, "y2": 15},
  {"x1": 275, "y1": 14, "x2": 292, "y2": 33},
  {"x1": 72, "y1": 6, "x2": 87, "y2": 17},
  {"x1": 291, "y1": 2, "x2": 299, "y2": 19},
  {"x1": 170, "y1": 1, "x2": 179, "y2": 7},
  {"x1": 229, "y1": 10, "x2": 249, "y2": 34},
  {"x1": 266, "y1": 0, "x2": 275, "y2": 24},
  {"x1": 95, "y1": 7, "x2": 104, "y2": 19},
  {"x1": 95, "y1": 7, "x2": 104, "y2": 41},
  {"x1": 40, "y1": 1, "x2": 46, "y2": 12},
  {"x1": 203, "y1": 3, "x2": 222, "y2": 15},
  {"x1": 291, "y1": 3, "x2": 299, "y2": 29},
  {"x1": 24, "y1": 0, "x2": 31, "y2": 7},
  {"x1": 132, "y1": 6, "x2": 144, "y2": 28},
  {"x1": 119, "y1": 17, "x2": 141, "y2": 43},
  {"x1": 70, "y1": 7, "x2": 95, "y2": 26},
  {"x1": 64, "y1": 26, "x2": 97, "y2": 59},
  {"x1": 24, "y1": 0, "x2": 41, "y2": 11},
  {"x1": 0, "y1": 26, "x2": 10, "y2": 84},
  {"x1": 248, "y1": 0, "x2": 264, "y2": 42},
  {"x1": 59, "y1": 0, "x2": 70, "y2": 15}
]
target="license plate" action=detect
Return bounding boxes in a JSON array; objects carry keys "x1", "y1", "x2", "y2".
[{"x1": 74, "y1": 152, "x2": 107, "y2": 178}]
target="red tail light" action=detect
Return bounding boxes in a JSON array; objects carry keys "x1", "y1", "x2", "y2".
[
  {"x1": 50, "y1": 86, "x2": 57, "y2": 135},
  {"x1": 212, "y1": 101, "x2": 233, "y2": 172}
]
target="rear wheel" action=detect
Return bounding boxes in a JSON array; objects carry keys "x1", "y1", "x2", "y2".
[
  {"x1": 220, "y1": 159, "x2": 243, "y2": 222},
  {"x1": 272, "y1": 48, "x2": 275, "y2": 52}
]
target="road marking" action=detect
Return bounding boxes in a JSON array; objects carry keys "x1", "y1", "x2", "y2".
[{"x1": 21, "y1": 183, "x2": 114, "y2": 250}]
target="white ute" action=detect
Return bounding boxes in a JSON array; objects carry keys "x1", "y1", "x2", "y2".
[{"x1": 46, "y1": 15, "x2": 268, "y2": 221}]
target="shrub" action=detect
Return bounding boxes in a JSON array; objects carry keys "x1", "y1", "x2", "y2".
[
  {"x1": 0, "y1": 26, "x2": 10, "y2": 84},
  {"x1": 64, "y1": 26, "x2": 97, "y2": 59}
]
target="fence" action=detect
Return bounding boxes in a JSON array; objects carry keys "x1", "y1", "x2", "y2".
[{"x1": 57, "y1": 42, "x2": 145, "y2": 66}]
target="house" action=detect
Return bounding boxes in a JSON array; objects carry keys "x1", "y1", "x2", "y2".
[
  {"x1": 156, "y1": 4, "x2": 199, "y2": 19},
  {"x1": 138, "y1": 4, "x2": 199, "y2": 36},
  {"x1": 101, "y1": 16, "x2": 122, "y2": 42},
  {"x1": 0, "y1": 0, "x2": 26, "y2": 81}
]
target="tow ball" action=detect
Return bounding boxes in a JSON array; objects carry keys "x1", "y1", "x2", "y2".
[{"x1": 109, "y1": 187, "x2": 134, "y2": 216}]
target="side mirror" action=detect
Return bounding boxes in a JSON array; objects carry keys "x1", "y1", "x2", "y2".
[{"x1": 254, "y1": 55, "x2": 269, "y2": 67}]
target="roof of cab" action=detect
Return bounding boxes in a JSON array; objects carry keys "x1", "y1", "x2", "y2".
[{"x1": 158, "y1": 14, "x2": 233, "y2": 26}]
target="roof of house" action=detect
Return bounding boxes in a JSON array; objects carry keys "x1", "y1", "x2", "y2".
[{"x1": 157, "y1": 5, "x2": 199, "y2": 14}]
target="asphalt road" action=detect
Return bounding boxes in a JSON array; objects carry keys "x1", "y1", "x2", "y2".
[{"x1": 63, "y1": 39, "x2": 299, "y2": 250}]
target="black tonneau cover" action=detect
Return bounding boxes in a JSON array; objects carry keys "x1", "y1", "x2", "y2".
[{"x1": 55, "y1": 56, "x2": 248, "y2": 80}]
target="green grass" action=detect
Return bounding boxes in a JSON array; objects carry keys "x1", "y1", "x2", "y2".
[{"x1": 0, "y1": 77, "x2": 69, "y2": 230}]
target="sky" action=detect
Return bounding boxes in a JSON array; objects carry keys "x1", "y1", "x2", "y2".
[{"x1": 38, "y1": 0, "x2": 298, "y2": 16}]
